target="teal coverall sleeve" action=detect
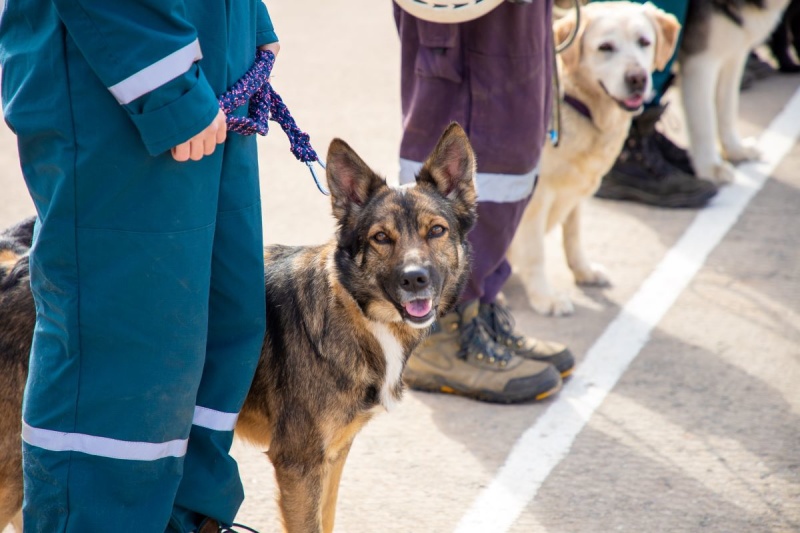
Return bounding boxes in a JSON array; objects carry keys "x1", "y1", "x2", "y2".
[
  {"x1": 256, "y1": 2, "x2": 279, "y2": 47},
  {"x1": 51, "y1": 0, "x2": 221, "y2": 156}
]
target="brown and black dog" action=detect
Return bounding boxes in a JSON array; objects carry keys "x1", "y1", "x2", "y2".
[{"x1": 0, "y1": 124, "x2": 477, "y2": 533}]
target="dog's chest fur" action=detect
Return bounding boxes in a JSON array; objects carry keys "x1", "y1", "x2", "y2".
[{"x1": 365, "y1": 321, "x2": 406, "y2": 412}]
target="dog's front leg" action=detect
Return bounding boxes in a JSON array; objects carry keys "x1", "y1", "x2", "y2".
[
  {"x1": 321, "y1": 441, "x2": 354, "y2": 533},
  {"x1": 563, "y1": 203, "x2": 609, "y2": 288},
  {"x1": 717, "y1": 51, "x2": 761, "y2": 164},
  {"x1": 681, "y1": 54, "x2": 735, "y2": 184},
  {"x1": 270, "y1": 451, "x2": 325, "y2": 533},
  {"x1": 510, "y1": 190, "x2": 574, "y2": 316}
]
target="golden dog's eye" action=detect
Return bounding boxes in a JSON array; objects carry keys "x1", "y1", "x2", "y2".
[
  {"x1": 598, "y1": 42, "x2": 615, "y2": 52},
  {"x1": 428, "y1": 225, "x2": 447, "y2": 238},
  {"x1": 638, "y1": 36, "x2": 652, "y2": 47},
  {"x1": 372, "y1": 231, "x2": 390, "y2": 244}
]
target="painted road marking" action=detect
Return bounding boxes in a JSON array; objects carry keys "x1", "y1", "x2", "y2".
[{"x1": 455, "y1": 87, "x2": 800, "y2": 533}]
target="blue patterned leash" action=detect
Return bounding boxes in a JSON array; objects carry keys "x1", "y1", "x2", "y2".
[{"x1": 218, "y1": 50, "x2": 329, "y2": 195}]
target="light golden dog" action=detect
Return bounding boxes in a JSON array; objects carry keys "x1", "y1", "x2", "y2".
[{"x1": 509, "y1": 1, "x2": 680, "y2": 315}]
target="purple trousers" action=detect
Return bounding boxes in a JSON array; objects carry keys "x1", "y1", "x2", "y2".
[{"x1": 395, "y1": 1, "x2": 553, "y2": 304}]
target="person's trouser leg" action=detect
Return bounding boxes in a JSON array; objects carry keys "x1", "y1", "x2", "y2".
[
  {"x1": 22, "y1": 166, "x2": 222, "y2": 532},
  {"x1": 460, "y1": 195, "x2": 532, "y2": 304},
  {"x1": 169, "y1": 136, "x2": 266, "y2": 532}
]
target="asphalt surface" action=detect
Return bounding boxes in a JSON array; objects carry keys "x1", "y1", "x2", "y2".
[{"x1": 1, "y1": 1, "x2": 799, "y2": 532}]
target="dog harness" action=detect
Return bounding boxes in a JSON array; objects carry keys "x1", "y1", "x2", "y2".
[{"x1": 219, "y1": 50, "x2": 329, "y2": 195}]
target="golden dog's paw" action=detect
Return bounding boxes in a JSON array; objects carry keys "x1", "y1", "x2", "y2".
[
  {"x1": 573, "y1": 263, "x2": 611, "y2": 287},
  {"x1": 725, "y1": 138, "x2": 761, "y2": 163},
  {"x1": 530, "y1": 292, "x2": 575, "y2": 316}
]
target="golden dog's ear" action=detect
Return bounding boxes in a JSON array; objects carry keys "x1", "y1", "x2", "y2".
[
  {"x1": 554, "y1": 12, "x2": 586, "y2": 71},
  {"x1": 643, "y1": 2, "x2": 681, "y2": 71}
]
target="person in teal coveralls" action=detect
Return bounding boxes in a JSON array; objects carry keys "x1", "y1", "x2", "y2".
[{"x1": 0, "y1": 1, "x2": 278, "y2": 531}]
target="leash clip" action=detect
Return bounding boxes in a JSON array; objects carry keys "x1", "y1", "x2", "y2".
[{"x1": 306, "y1": 160, "x2": 330, "y2": 196}]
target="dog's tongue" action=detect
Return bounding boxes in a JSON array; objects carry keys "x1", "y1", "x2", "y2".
[
  {"x1": 625, "y1": 95, "x2": 644, "y2": 108},
  {"x1": 405, "y1": 299, "x2": 432, "y2": 318}
]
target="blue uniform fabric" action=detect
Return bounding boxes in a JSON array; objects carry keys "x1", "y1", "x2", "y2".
[{"x1": 0, "y1": 1, "x2": 276, "y2": 531}]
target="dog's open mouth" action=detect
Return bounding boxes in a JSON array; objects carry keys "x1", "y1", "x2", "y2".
[
  {"x1": 619, "y1": 94, "x2": 645, "y2": 111},
  {"x1": 402, "y1": 298, "x2": 434, "y2": 324},
  {"x1": 599, "y1": 82, "x2": 646, "y2": 112}
]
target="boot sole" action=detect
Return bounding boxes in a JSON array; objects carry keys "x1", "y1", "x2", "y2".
[
  {"x1": 404, "y1": 371, "x2": 563, "y2": 405},
  {"x1": 595, "y1": 182, "x2": 718, "y2": 208}
]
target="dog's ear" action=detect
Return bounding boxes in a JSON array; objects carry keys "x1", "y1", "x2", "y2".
[
  {"x1": 554, "y1": 11, "x2": 586, "y2": 72},
  {"x1": 416, "y1": 123, "x2": 477, "y2": 202},
  {"x1": 326, "y1": 139, "x2": 386, "y2": 220},
  {"x1": 643, "y1": 2, "x2": 681, "y2": 71}
]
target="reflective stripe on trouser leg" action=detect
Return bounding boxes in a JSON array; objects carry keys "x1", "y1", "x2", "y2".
[
  {"x1": 170, "y1": 134, "x2": 266, "y2": 532},
  {"x1": 23, "y1": 219, "x2": 219, "y2": 532},
  {"x1": 18, "y1": 58, "x2": 224, "y2": 528}
]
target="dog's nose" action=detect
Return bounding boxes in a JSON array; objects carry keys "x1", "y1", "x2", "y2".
[
  {"x1": 625, "y1": 69, "x2": 648, "y2": 93},
  {"x1": 400, "y1": 267, "x2": 430, "y2": 292}
]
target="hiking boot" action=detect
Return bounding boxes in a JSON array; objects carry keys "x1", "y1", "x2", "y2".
[
  {"x1": 595, "y1": 104, "x2": 718, "y2": 208},
  {"x1": 403, "y1": 300, "x2": 562, "y2": 404},
  {"x1": 479, "y1": 301, "x2": 575, "y2": 378},
  {"x1": 653, "y1": 128, "x2": 694, "y2": 176}
]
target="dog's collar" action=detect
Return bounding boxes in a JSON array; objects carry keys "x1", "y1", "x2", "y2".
[{"x1": 563, "y1": 93, "x2": 593, "y2": 122}]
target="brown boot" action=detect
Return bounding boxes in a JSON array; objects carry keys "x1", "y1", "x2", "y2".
[
  {"x1": 479, "y1": 301, "x2": 575, "y2": 378},
  {"x1": 404, "y1": 300, "x2": 562, "y2": 404}
]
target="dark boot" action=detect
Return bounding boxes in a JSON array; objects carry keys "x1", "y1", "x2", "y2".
[{"x1": 595, "y1": 104, "x2": 718, "y2": 208}]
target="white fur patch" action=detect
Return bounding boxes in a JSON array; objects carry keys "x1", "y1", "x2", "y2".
[{"x1": 366, "y1": 321, "x2": 406, "y2": 412}]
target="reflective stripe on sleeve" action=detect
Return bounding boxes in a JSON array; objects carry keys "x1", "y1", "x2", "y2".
[
  {"x1": 192, "y1": 405, "x2": 239, "y2": 432},
  {"x1": 21, "y1": 421, "x2": 188, "y2": 461},
  {"x1": 108, "y1": 39, "x2": 203, "y2": 105}
]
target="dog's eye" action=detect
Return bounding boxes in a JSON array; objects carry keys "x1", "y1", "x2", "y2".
[
  {"x1": 372, "y1": 232, "x2": 391, "y2": 244},
  {"x1": 638, "y1": 36, "x2": 652, "y2": 47},
  {"x1": 598, "y1": 42, "x2": 615, "y2": 52},
  {"x1": 428, "y1": 225, "x2": 447, "y2": 238}
]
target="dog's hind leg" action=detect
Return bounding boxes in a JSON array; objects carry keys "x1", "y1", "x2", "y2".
[
  {"x1": 563, "y1": 204, "x2": 609, "y2": 288},
  {"x1": 11, "y1": 511, "x2": 22, "y2": 533},
  {"x1": 321, "y1": 441, "x2": 353, "y2": 533},
  {"x1": 681, "y1": 54, "x2": 735, "y2": 184},
  {"x1": 717, "y1": 51, "x2": 761, "y2": 163},
  {"x1": 0, "y1": 483, "x2": 23, "y2": 533}
]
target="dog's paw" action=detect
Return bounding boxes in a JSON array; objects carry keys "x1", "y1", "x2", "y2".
[
  {"x1": 695, "y1": 160, "x2": 736, "y2": 185},
  {"x1": 530, "y1": 292, "x2": 575, "y2": 316},
  {"x1": 725, "y1": 138, "x2": 761, "y2": 163},
  {"x1": 573, "y1": 263, "x2": 611, "y2": 287}
]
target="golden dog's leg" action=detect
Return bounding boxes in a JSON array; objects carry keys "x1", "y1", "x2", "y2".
[
  {"x1": 510, "y1": 189, "x2": 574, "y2": 315},
  {"x1": 563, "y1": 204, "x2": 609, "y2": 287},
  {"x1": 321, "y1": 441, "x2": 353, "y2": 533},
  {"x1": 271, "y1": 455, "x2": 325, "y2": 533}
]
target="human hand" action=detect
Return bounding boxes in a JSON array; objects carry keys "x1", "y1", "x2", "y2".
[{"x1": 171, "y1": 108, "x2": 227, "y2": 162}]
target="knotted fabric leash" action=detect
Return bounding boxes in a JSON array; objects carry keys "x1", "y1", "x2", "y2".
[{"x1": 218, "y1": 50, "x2": 329, "y2": 195}]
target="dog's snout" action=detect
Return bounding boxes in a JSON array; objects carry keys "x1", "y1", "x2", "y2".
[
  {"x1": 400, "y1": 266, "x2": 430, "y2": 292},
  {"x1": 625, "y1": 69, "x2": 648, "y2": 93}
]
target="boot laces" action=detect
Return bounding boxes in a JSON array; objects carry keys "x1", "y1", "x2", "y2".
[
  {"x1": 457, "y1": 315, "x2": 514, "y2": 367},
  {"x1": 483, "y1": 302, "x2": 526, "y2": 349}
]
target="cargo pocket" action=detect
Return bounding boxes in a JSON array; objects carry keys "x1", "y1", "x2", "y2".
[
  {"x1": 414, "y1": 21, "x2": 463, "y2": 83},
  {"x1": 466, "y1": 49, "x2": 549, "y2": 174}
]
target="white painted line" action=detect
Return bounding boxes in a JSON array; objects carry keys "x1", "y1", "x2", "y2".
[{"x1": 455, "y1": 87, "x2": 800, "y2": 533}]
